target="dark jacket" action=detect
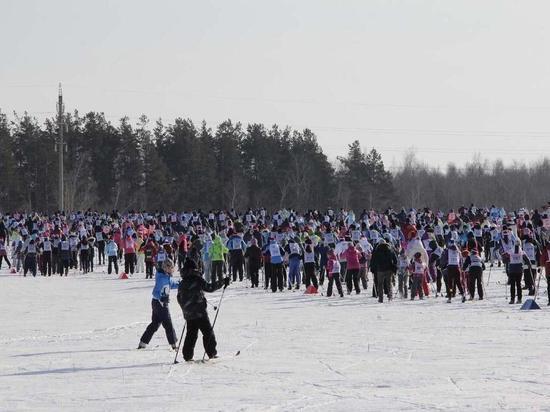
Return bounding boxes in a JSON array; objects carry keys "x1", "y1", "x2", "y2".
[
  {"x1": 244, "y1": 245, "x2": 262, "y2": 269},
  {"x1": 370, "y1": 243, "x2": 397, "y2": 273},
  {"x1": 177, "y1": 270, "x2": 222, "y2": 320}
]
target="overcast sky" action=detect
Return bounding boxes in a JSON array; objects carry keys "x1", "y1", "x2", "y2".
[{"x1": 1, "y1": 0, "x2": 550, "y2": 169}]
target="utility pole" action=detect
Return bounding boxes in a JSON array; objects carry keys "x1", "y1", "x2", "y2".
[{"x1": 56, "y1": 83, "x2": 65, "y2": 211}]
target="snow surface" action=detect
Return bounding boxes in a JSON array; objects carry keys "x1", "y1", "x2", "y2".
[{"x1": 1, "y1": 266, "x2": 550, "y2": 412}]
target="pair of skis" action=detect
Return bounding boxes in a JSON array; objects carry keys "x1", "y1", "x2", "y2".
[{"x1": 174, "y1": 350, "x2": 241, "y2": 364}]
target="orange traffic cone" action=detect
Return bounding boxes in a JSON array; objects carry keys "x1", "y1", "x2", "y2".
[
  {"x1": 119, "y1": 272, "x2": 128, "y2": 279},
  {"x1": 10, "y1": 268, "x2": 16, "y2": 274}
]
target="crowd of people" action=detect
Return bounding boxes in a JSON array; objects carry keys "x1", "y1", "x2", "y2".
[{"x1": 1, "y1": 204, "x2": 549, "y2": 306}]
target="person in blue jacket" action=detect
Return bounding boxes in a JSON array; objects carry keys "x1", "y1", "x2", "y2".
[
  {"x1": 226, "y1": 231, "x2": 247, "y2": 282},
  {"x1": 138, "y1": 259, "x2": 180, "y2": 350},
  {"x1": 105, "y1": 237, "x2": 119, "y2": 275}
]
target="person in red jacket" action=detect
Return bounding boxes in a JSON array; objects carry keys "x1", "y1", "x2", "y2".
[
  {"x1": 177, "y1": 232, "x2": 188, "y2": 271},
  {"x1": 341, "y1": 242, "x2": 361, "y2": 294},
  {"x1": 142, "y1": 237, "x2": 158, "y2": 279}
]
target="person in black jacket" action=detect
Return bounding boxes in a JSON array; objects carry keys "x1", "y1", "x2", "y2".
[
  {"x1": 369, "y1": 239, "x2": 397, "y2": 303},
  {"x1": 244, "y1": 238, "x2": 262, "y2": 288},
  {"x1": 177, "y1": 258, "x2": 229, "y2": 361},
  {"x1": 462, "y1": 249, "x2": 486, "y2": 300}
]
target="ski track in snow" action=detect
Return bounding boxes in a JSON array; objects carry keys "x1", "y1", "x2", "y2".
[{"x1": 0, "y1": 267, "x2": 549, "y2": 411}]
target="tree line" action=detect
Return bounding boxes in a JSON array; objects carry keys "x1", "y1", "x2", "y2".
[{"x1": 0, "y1": 110, "x2": 547, "y2": 213}]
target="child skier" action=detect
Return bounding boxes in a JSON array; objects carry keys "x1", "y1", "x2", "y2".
[{"x1": 138, "y1": 259, "x2": 180, "y2": 350}]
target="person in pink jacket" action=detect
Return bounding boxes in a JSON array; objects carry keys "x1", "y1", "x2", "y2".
[
  {"x1": 326, "y1": 249, "x2": 344, "y2": 297},
  {"x1": 113, "y1": 228, "x2": 123, "y2": 260},
  {"x1": 342, "y1": 243, "x2": 361, "y2": 294},
  {"x1": 123, "y1": 234, "x2": 136, "y2": 275}
]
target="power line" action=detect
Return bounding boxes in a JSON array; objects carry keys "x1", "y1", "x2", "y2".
[{"x1": 4, "y1": 82, "x2": 550, "y2": 112}]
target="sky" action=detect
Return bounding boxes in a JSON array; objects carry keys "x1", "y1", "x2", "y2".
[{"x1": 1, "y1": 0, "x2": 550, "y2": 170}]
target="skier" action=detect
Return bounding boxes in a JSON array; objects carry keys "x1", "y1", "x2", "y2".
[
  {"x1": 462, "y1": 249, "x2": 485, "y2": 300},
  {"x1": 105, "y1": 237, "x2": 119, "y2": 275},
  {"x1": 370, "y1": 239, "x2": 397, "y2": 302},
  {"x1": 23, "y1": 238, "x2": 38, "y2": 277},
  {"x1": 265, "y1": 238, "x2": 285, "y2": 292},
  {"x1": 210, "y1": 234, "x2": 228, "y2": 284},
  {"x1": 0, "y1": 238, "x2": 12, "y2": 270},
  {"x1": 522, "y1": 236, "x2": 540, "y2": 296},
  {"x1": 539, "y1": 242, "x2": 550, "y2": 305},
  {"x1": 138, "y1": 259, "x2": 180, "y2": 350},
  {"x1": 40, "y1": 236, "x2": 52, "y2": 276},
  {"x1": 122, "y1": 234, "x2": 136, "y2": 275},
  {"x1": 135, "y1": 234, "x2": 145, "y2": 274},
  {"x1": 442, "y1": 241, "x2": 466, "y2": 303},
  {"x1": 397, "y1": 248, "x2": 409, "y2": 298},
  {"x1": 341, "y1": 242, "x2": 361, "y2": 294},
  {"x1": 506, "y1": 244, "x2": 532, "y2": 304},
  {"x1": 409, "y1": 252, "x2": 427, "y2": 300},
  {"x1": 244, "y1": 238, "x2": 262, "y2": 288},
  {"x1": 302, "y1": 239, "x2": 319, "y2": 290},
  {"x1": 428, "y1": 240, "x2": 444, "y2": 297},
  {"x1": 326, "y1": 249, "x2": 344, "y2": 297},
  {"x1": 59, "y1": 235, "x2": 71, "y2": 276},
  {"x1": 142, "y1": 237, "x2": 158, "y2": 279},
  {"x1": 176, "y1": 258, "x2": 229, "y2": 361},
  {"x1": 227, "y1": 230, "x2": 246, "y2": 282},
  {"x1": 285, "y1": 238, "x2": 303, "y2": 290}
]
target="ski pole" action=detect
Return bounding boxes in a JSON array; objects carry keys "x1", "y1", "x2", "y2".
[
  {"x1": 202, "y1": 283, "x2": 228, "y2": 361},
  {"x1": 526, "y1": 264, "x2": 536, "y2": 300},
  {"x1": 173, "y1": 320, "x2": 187, "y2": 364},
  {"x1": 486, "y1": 263, "x2": 493, "y2": 286},
  {"x1": 535, "y1": 268, "x2": 542, "y2": 301},
  {"x1": 505, "y1": 271, "x2": 509, "y2": 302}
]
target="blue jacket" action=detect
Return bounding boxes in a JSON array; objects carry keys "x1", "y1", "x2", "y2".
[
  {"x1": 227, "y1": 235, "x2": 247, "y2": 251},
  {"x1": 152, "y1": 269, "x2": 180, "y2": 302},
  {"x1": 106, "y1": 241, "x2": 118, "y2": 257},
  {"x1": 264, "y1": 240, "x2": 284, "y2": 264}
]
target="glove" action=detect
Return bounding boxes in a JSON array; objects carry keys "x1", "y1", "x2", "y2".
[
  {"x1": 538, "y1": 267, "x2": 542, "y2": 274},
  {"x1": 160, "y1": 295, "x2": 169, "y2": 307},
  {"x1": 223, "y1": 277, "x2": 230, "y2": 289}
]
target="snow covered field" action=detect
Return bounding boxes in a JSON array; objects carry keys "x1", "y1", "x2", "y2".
[{"x1": 1, "y1": 266, "x2": 550, "y2": 412}]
